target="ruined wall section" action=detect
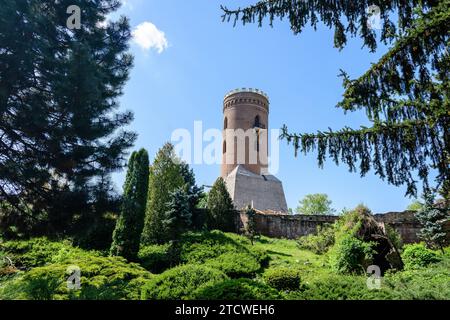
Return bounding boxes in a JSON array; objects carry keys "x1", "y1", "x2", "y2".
[{"x1": 235, "y1": 211, "x2": 449, "y2": 244}]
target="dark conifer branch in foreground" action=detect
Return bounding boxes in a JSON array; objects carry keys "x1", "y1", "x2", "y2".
[{"x1": 223, "y1": 0, "x2": 450, "y2": 199}]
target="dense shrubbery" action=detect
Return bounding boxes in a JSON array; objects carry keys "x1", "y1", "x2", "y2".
[
  {"x1": 382, "y1": 257, "x2": 450, "y2": 299},
  {"x1": 205, "y1": 252, "x2": 261, "y2": 278},
  {"x1": 0, "y1": 238, "x2": 152, "y2": 300},
  {"x1": 0, "y1": 255, "x2": 151, "y2": 300},
  {"x1": 141, "y1": 264, "x2": 227, "y2": 300},
  {"x1": 287, "y1": 275, "x2": 393, "y2": 300},
  {"x1": 137, "y1": 230, "x2": 269, "y2": 277},
  {"x1": 329, "y1": 205, "x2": 403, "y2": 274},
  {"x1": 0, "y1": 238, "x2": 99, "y2": 270},
  {"x1": 329, "y1": 235, "x2": 375, "y2": 274},
  {"x1": 297, "y1": 224, "x2": 335, "y2": 254},
  {"x1": 178, "y1": 231, "x2": 268, "y2": 268},
  {"x1": 138, "y1": 244, "x2": 172, "y2": 273},
  {"x1": 385, "y1": 225, "x2": 403, "y2": 251},
  {"x1": 263, "y1": 267, "x2": 302, "y2": 291},
  {"x1": 1, "y1": 230, "x2": 449, "y2": 301},
  {"x1": 294, "y1": 256, "x2": 450, "y2": 300},
  {"x1": 192, "y1": 278, "x2": 281, "y2": 300},
  {"x1": 401, "y1": 243, "x2": 441, "y2": 270}
]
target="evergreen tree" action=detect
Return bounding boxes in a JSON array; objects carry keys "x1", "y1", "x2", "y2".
[
  {"x1": 415, "y1": 193, "x2": 449, "y2": 253},
  {"x1": 197, "y1": 192, "x2": 209, "y2": 210},
  {"x1": 141, "y1": 143, "x2": 185, "y2": 244},
  {"x1": 221, "y1": 0, "x2": 450, "y2": 201},
  {"x1": 244, "y1": 205, "x2": 257, "y2": 245},
  {"x1": 161, "y1": 162, "x2": 203, "y2": 241},
  {"x1": 163, "y1": 187, "x2": 192, "y2": 242},
  {"x1": 0, "y1": 0, "x2": 135, "y2": 237},
  {"x1": 180, "y1": 162, "x2": 205, "y2": 230},
  {"x1": 110, "y1": 149, "x2": 149, "y2": 260},
  {"x1": 206, "y1": 177, "x2": 235, "y2": 232}
]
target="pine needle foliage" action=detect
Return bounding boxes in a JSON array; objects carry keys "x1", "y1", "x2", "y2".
[{"x1": 222, "y1": 0, "x2": 450, "y2": 199}]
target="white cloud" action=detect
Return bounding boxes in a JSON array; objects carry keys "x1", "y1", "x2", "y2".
[
  {"x1": 121, "y1": 0, "x2": 135, "y2": 10},
  {"x1": 132, "y1": 22, "x2": 168, "y2": 54}
]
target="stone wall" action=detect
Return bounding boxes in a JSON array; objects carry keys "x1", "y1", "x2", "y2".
[
  {"x1": 373, "y1": 211, "x2": 422, "y2": 243},
  {"x1": 235, "y1": 210, "x2": 449, "y2": 244}
]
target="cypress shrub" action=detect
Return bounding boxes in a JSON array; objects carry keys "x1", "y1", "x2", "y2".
[{"x1": 110, "y1": 149, "x2": 149, "y2": 260}]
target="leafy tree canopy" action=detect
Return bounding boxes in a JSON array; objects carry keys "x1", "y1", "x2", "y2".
[
  {"x1": 407, "y1": 200, "x2": 424, "y2": 212},
  {"x1": 296, "y1": 193, "x2": 335, "y2": 215}
]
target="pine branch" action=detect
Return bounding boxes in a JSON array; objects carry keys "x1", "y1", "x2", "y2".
[{"x1": 280, "y1": 119, "x2": 446, "y2": 197}]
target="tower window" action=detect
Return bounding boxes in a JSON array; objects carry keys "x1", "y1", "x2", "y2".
[
  {"x1": 223, "y1": 141, "x2": 226, "y2": 154},
  {"x1": 224, "y1": 117, "x2": 228, "y2": 129},
  {"x1": 256, "y1": 133, "x2": 260, "y2": 153},
  {"x1": 254, "y1": 115, "x2": 260, "y2": 128}
]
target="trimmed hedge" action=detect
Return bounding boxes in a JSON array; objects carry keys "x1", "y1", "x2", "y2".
[
  {"x1": 205, "y1": 252, "x2": 261, "y2": 278},
  {"x1": 138, "y1": 244, "x2": 172, "y2": 273},
  {"x1": 401, "y1": 243, "x2": 441, "y2": 270},
  {"x1": 141, "y1": 264, "x2": 228, "y2": 300},
  {"x1": 0, "y1": 255, "x2": 152, "y2": 300},
  {"x1": 263, "y1": 267, "x2": 301, "y2": 291}
]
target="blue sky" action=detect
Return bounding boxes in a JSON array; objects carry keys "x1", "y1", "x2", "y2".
[{"x1": 110, "y1": 0, "x2": 419, "y2": 213}]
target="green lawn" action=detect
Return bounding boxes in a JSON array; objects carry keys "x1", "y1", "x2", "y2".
[{"x1": 252, "y1": 236, "x2": 333, "y2": 283}]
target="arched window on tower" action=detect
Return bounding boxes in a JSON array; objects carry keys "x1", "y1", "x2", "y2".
[
  {"x1": 224, "y1": 117, "x2": 228, "y2": 129},
  {"x1": 254, "y1": 115, "x2": 260, "y2": 128},
  {"x1": 223, "y1": 141, "x2": 226, "y2": 154}
]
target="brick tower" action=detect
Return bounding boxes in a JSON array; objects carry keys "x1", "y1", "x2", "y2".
[
  {"x1": 221, "y1": 88, "x2": 288, "y2": 213},
  {"x1": 221, "y1": 88, "x2": 269, "y2": 178}
]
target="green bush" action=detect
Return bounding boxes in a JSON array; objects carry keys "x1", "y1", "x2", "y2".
[
  {"x1": 297, "y1": 224, "x2": 335, "y2": 254},
  {"x1": 138, "y1": 244, "x2": 172, "y2": 273},
  {"x1": 205, "y1": 252, "x2": 261, "y2": 278},
  {"x1": 141, "y1": 264, "x2": 227, "y2": 300},
  {"x1": 401, "y1": 243, "x2": 441, "y2": 270},
  {"x1": 193, "y1": 278, "x2": 281, "y2": 300},
  {"x1": 0, "y1": 254, "x2": 152, "y2": 300},
  {"x1": 0, "y1": 238, "x2": 99, "y2": 270},
  {"x1": 385, "y1": 225, "x2": 403, "y2": 251},
  {"x1": 178, "y1": 231, "x2": 268, "y2": 269},
  {"x1": 263, "y1": 267, "x2": 302, "y2": 291},
  {"x1": 290, "y1": 275, "x2": 394, "y2": 300},
  {"x1": 382, "y1": 256, "x2": 450, "y2": 299},
  {"x1": 329, "y1": 235, "x2": 375, "y2": 274}
]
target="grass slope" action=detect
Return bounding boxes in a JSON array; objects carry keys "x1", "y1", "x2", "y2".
[{"x1": 1, "y1": 232, "x2": 449, "y2": 300}]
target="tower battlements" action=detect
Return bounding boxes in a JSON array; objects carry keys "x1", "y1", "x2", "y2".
[
  {"x1": 224, "y1": 88, "x2": 270, "y2": 101},
  {"x1": 223, "y1": 88, "x2": 269, "y2": 113}
]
